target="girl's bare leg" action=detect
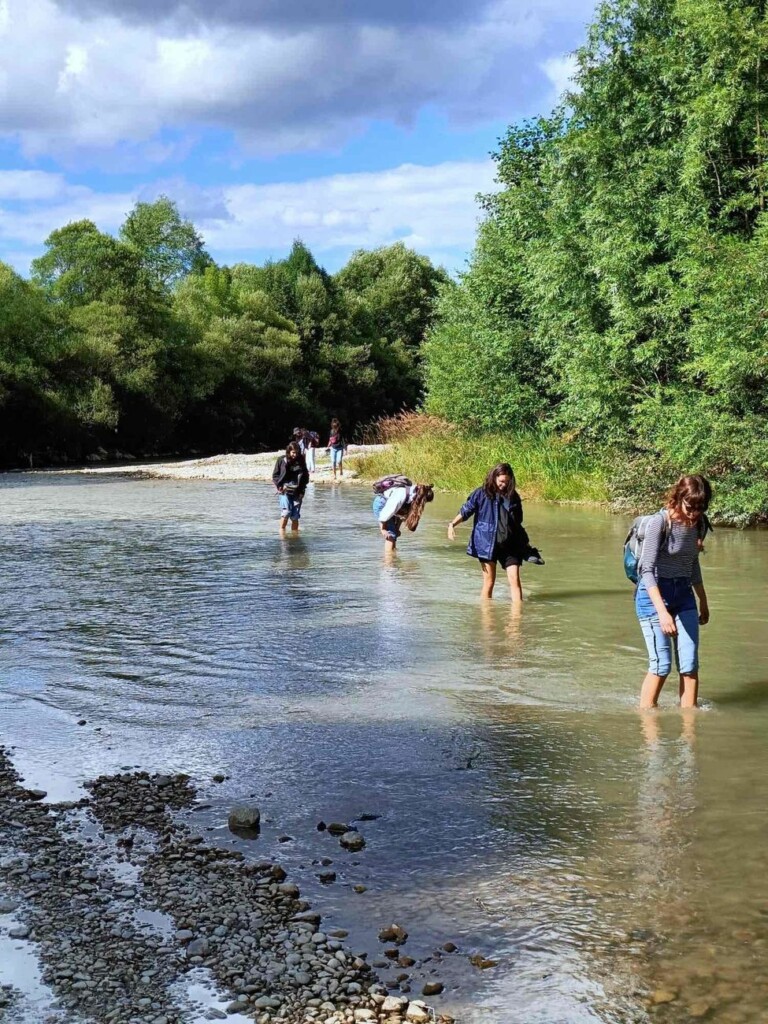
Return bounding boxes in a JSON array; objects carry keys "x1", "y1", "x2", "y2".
[
  {"x1": 291, "y1": 519, "x2": 300, "y2": 533},
  {"x1": 279, "y1": 517, "x2": 288, "y2": 532},
  {"x1": 505, "y1": 564, "x2": 523, "y2": 603},
  {"x1": 640, "y1": 672, "x2": 668, "y2": 709},
  {"x1": 379, "y1": 524, "x2": 396, "y2": 550},
  {"x1": 679, "y1": 672, "x2": 699, "y2": 708},
  {"x1": 481, "y1": 561, "x2": 497, "y2": 599}
]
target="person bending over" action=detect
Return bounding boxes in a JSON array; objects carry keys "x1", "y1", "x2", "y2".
[{"x1": 373, "y1": 482, "x2": 434, "y2": 550}]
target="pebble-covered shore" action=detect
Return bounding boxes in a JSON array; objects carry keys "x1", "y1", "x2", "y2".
[
  {"x1": 57, "y1": 446, "x2": 388, "y2": 484},
  {"x1": 0, "y1": 747, "x2": 455, "y2": 1024}
]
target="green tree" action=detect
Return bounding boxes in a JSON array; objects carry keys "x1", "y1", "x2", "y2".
[
  {"x1": 423, "y1": 0, "x2": 768, "y2": 519},
  {"x1": 174, "y1": 266, "x2": 303, "y2": 448},
  {"x1": 120, "y1": 196, "x2": 212, "y2": 289},
  {"x1": 335, "y1": 242, "x2": 450, "y2": 350}
]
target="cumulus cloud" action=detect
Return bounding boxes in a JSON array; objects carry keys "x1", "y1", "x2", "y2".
[
  {"x1": 0, "y1": 0, "x2": 594, "y2": 161},
  {"x1": 0, "y1": 160, "x2": 496, "y2": 273}
]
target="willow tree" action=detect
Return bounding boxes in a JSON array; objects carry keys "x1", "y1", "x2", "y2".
[{"x1": 425, "y1": 0, "x2": 768, "y2": 519}]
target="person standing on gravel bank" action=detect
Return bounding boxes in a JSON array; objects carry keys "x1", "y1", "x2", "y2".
[
  {"x1": 326, "y1": 418, "x2": 347, "y2": 480},
  {"x1": 303, "y1": 429, "x2": 319, "y2": 474},
  {"x1": 448, "y1": 463, "x2": 543, "y2": 603},
  {"x1": 272, "y1": 441, "x2": 309, "y2": 533}
]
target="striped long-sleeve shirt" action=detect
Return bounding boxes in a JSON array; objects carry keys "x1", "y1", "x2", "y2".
[{"x1": 638, "y1": 512, "x2": 702, "y2": 591}]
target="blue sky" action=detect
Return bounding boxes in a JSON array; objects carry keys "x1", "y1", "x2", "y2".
[{"x1": 0, "y1": 0, "x2": 595, "y2": 275}]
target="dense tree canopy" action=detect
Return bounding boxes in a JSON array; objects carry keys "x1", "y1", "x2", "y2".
[
  {"x1": 424, "y1": 0, "x2": 768, "y2": 521},
  {"x1": 0, "y1": 199, "x2": 448, "y2": 466}
]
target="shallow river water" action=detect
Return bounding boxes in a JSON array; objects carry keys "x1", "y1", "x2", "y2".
[{"x1": 1, "y1": 474, "x2": 767, "y2": 1024}]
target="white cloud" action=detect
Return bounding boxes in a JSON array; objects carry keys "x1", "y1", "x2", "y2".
[
  {"x1": 213, "y1": 160, "x2": 497, "y2": 256},
  {"x1": 0, "y1": 0, "x2": 594, "y2": 161},
  {"x1": 541, "y1": 53, "x2": 579, "y2": 101},
  {"x1": 0, "y1": 160, "x2": 496, "y2": 273}
]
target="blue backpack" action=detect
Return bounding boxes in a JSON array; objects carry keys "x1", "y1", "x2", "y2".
[{"x1": 623, "y1": 511, "x2": 668, "y2": 584}]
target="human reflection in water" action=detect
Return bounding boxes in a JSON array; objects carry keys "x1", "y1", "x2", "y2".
[
  {"x1": 622, "y1": 711, "x2": 702, "y2": 1012},
  {"x1": 274, "y1": 534, "x2": 311, "y2": 572},
  {"x1": 637, "y1": 710, "x2": 698, "y2": 894},
  {"x1": 479, "y1": 598, "x2": 524, "y2": 663}
]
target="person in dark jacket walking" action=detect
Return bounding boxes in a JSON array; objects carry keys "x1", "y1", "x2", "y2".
[
  {"x1": 272, "y1": 441, "x2": 309, "y2": 533},
  {"x1": 447, "y1": 463, "x2": 542, "y2": 602}
]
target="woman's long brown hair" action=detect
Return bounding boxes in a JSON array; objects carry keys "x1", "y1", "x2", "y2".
[
  {"x1": 404, "y1": 484, "x2": 434, "y2": 531},
  {"x1": 285, "y1": 441, "x2": 305, "y2": 464},
  {"x1": 483, "y1": 463, "x2": 517, "y2": 500},
  {"x1": 666, "y1": 474, "x2": 712, "y2": 523}
]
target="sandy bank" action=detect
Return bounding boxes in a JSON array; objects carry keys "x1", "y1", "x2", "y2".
[{"x1": 58, "y1": 445, "x2": 388, "y2": 483}]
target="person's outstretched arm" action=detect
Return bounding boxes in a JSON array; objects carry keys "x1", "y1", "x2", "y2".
[{"x1": 448, "y1": 490, "x2": 478, "y2": 539}]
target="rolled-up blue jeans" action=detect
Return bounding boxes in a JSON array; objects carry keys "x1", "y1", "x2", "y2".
[
  {"x1": 636, "y1": 577, "x2": 699, "y2": 676},
  {"x1": 279, "y1": 493, "x2": 302, "y2": 521}
]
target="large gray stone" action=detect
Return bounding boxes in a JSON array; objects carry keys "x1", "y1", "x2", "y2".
[{"x1": 227, "y1": 805, "x2": 261, "y2": 832}]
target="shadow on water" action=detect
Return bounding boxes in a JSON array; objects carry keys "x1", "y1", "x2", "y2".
[
  {"x1": 533, "y1": 588, "x2": 629, "y2": 600},
  {"x1": 708, "y1": 678, "x2": 768, "y2": 707}
]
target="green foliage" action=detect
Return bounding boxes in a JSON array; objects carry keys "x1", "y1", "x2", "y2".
[
  {"x1": 121, "y1": 196, "x2": 212, "y2": 288},
  {"x1": 335, "y1": 242, "x2": 451, "y2": 349},
  {"x1": 355, "y1": 419, "x2": 607, "y2": 503},
  {"x1": 423, "y1": 0, "x2": 768, "y2": 522},
  {"x1": 1, "y1": 214, "x2": 446, "y2": 464}
]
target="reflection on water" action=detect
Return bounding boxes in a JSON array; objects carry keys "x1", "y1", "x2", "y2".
[{"x1": 0, "y1": 475, "x2": 767, "y2": 1022}]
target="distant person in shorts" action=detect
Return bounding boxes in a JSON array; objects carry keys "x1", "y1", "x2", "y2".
[
  {"x1": 272, "y1": 441, "x2": 309, "y2": 533},
  {"x1": 326, "y1": 418, "x2": 347, "y2": 480},
  {"x1": 448, "y1": 463, "x2": 543, "y2": 603}
]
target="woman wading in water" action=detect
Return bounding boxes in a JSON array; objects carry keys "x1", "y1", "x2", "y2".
[
  {"x1": 635, "y1": 474, "x2": 712, "y2": 709},
  {"x1": 448, "y1": 463, "x2": 542, "y2": 603},
  {"x1": 372, "y1": 479, "x2": 434, "y2": 550},
  {"x1": 272, "y1": 441, "x2": 309, "y2": 533}
]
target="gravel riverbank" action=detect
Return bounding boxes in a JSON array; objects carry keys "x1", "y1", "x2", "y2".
[
  {"x1": 58, "y1": 447, "x2": 387, "y2": 484},
  {"x1": 0, "y1": 747, "x2": 453, "y2": 1024}
]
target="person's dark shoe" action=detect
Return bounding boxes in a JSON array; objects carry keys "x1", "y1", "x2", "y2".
[{"x1": 524, "y1": 547, "x2": 545, "y2": 565}]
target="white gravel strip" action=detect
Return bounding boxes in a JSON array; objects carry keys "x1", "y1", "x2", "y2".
[{"x1": 56, "y1": 446, "x2": 389, "y2": 483}]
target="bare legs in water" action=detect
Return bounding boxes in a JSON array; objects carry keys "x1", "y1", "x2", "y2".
[{"x1": 480, "y1": 560, "x2": 523, "y2": 604}]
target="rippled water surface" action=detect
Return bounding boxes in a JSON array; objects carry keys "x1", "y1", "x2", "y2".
[{"x1": 1, "y1": 474, "x2": 767, "y2": 1023}]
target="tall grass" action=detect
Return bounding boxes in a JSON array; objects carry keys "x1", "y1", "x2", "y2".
[{"x1": 354, "y1": 413, "x2": 608, "y2": 502}]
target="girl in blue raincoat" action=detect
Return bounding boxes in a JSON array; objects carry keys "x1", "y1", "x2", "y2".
[{"x1": 448, "y1": 463, "x2": 543, "y2": 602}]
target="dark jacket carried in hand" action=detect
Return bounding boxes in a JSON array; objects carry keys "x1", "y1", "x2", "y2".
[
  {"x1": 272, "y1": 456, "x2": 309, "y2": 497},
  {"x1": 459, "y1": 487, "x2": 526, "y2": 561}
]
